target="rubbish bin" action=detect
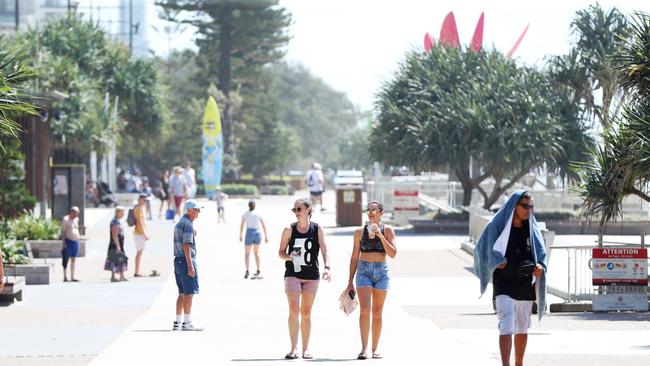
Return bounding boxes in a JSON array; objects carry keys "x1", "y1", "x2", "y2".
[{"x1": 334, "y1": 170, "x2": 364, "y2": 227}]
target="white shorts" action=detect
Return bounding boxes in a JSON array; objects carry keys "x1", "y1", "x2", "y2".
[
  {"x1": 134, "y1": 234, "x2": 147, "y2": 251},
  {"x1": 495, "y1": 295, "x2": 533, "y2": 335}
]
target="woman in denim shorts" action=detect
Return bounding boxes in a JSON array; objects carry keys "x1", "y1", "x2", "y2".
[{"x1": 345, "y1": 201, "x2": 397, "y2": 360}]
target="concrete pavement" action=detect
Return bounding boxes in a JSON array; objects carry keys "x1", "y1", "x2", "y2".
[{"x1": 1, "y1": 191, "x2": 649, "y2": 365}]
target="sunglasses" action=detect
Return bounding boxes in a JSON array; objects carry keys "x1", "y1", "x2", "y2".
[
  {"x1": 365, "y1": 208, "x2": 381, "y2": 214},
  {"x1": 291, "y1": 207, "x2": 306, "y2": 213},
  {"x1": 518, "y1": 203, "x2": 534, "y2": 210}
]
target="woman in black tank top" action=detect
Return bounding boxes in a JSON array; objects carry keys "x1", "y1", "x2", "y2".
[
  {"x1": 278, "y1": 198, "x2": 331, "y2": 360},
  {"x1": 344, "y1": 200, "x2": 397, "y2": 360}
]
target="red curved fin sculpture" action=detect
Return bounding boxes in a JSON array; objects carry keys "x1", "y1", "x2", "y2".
[
  {"x1": 439, "y1": 12, "x2": 460, "y2": 48},
  {"x1": 470, "y1": 12, "x2": 484, "y2": 52},
  {"x1": 507, "y1": 23, "x2": 529, "y2": 59},
  {"x1": 424, "y1": 32, "x2": 434, "y2": 52}
]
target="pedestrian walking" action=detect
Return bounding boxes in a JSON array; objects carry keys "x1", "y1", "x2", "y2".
[
  {"x1": 172, "y1": 199, "x2": 204, "y2": 331},
  {"x1": 239, "y1": 200, "x2": 268, "y2": 279},
  {"x1": 183, "y1": 162, "x2": 197, "y2": 199},
  {"x1": 278, "y1": 198, "x2": 331, "y2": 359},
  {"x1": 215, "y1": 186, "x2": 228, "y2": 223},
  {"x1": 61, "y1": 206, "x2": 81, "y2": 282},
  {"x1": 169, "y1": 166, "x2": 188, "y2": 220},
  {"x1": 306, "y1": 163, "x2": 325, "y2": 211},
  {"x1": 344, "y1": 200, "x2": 397, "y2": 360},
  {"x1": 142, "y1": 180, "x2": 153, "y2": 220},
  {"x1": 473, "y1": 190, "x2": 547, "y2": 366},
  {"x1": 157, "y1": 170, "x2": 171, "y2": 219},
  {"x1": 133, "y1": 194, "x2": 150, "y2": 277},
  {"x1": 105, "y1": 206, "x2": 128, "y2": 282},
  {"x1": 0, "y1": 250, "x2": 5, "y2": 291}
]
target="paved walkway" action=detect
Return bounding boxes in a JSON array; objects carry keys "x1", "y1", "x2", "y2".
[{"x1": 1, "y1": 192, "x2": 649, "y2": 365}]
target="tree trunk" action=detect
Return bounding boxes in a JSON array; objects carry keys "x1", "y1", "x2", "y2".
[
  {"x1": 217, "y1": 7, "x2": 236, "y2": 179},
  {"x1": 454, "y1": 167, "x2": 473, "y2": 207}
]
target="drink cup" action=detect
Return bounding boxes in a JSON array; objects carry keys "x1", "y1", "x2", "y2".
[
  {"x1": 367, "y1": 223, "x2": 377, "y2": 239},
  {"x1": 291, "y1": 249, "x2": 302, "y2": 272}
]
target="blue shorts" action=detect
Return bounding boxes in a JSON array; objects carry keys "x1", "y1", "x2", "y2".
[
  {"x1": 356, "y1": 260, "x2": 390, "y2": 290},
  {"x1": 245, "y1": 228, "x2": 261, "y2": 245},
  {"x1": 174, "y1": 257, "x2": 199, "y2": 295},
  {"x1": 64, "y1": 239, "x2": 79, "y2": 258}
]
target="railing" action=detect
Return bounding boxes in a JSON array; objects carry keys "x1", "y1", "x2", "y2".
[{"x1": 549, "y1": 242, "x2": 649, "y2": 302}]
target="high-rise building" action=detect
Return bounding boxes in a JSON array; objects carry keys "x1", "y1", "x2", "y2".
[
  {"x1": 0, "y1": 0, "x2": 68, "y2": 32},
  {"x1": 0, "y1": 0, "x2": 151, "y2": 57}
]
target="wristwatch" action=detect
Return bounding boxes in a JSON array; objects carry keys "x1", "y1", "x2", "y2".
[{"x1": 324, "y1": 266, "x2": 331, "y2": 270}]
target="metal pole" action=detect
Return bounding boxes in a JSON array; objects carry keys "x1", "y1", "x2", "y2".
[
  {"x1": 129, "y1": 0, "x2": 133, "y2": 51},
  {"x1": 14, "y1": 0, "x2": 19, "y2": 31},
  {"x1": 567, "y1": 249, "x2": 571, "y2": 302}
]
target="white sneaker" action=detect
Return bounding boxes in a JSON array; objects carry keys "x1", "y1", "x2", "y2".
[
  {"x1": 182, "y1": 321, "x2": 204, "y2": 331},
  {"x1": 172, "y1": 321, "x2": 181, "y2": 331}
]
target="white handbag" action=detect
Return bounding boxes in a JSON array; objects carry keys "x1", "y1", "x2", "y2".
[{"x1": 338, "y1": 289, "x2": 358, "y2": 316}]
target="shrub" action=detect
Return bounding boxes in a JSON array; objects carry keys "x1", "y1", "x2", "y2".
[
  {"x1": 1, "y1": 241, "x2": 30, "y2": 264},
  {"x1": 269, "y1": 185, "x2": 289, "y2": 195},
  {"x1": 221, "y1": 184, "x2": 259, "y2": 196},
  {"x1": 7, "y1": 215, "x2": 61, "y2": 240}
]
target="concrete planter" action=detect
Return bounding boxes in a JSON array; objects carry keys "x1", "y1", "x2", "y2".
[
  {"x1": 28, "y1": 239, "x2": 86, "y2": 258},
  {"x1": 3, "y1": 263, "x2": 54, "y2": 285},
  {"x1": 409, "y1": 218, "x2": 469, "y2": 233}
]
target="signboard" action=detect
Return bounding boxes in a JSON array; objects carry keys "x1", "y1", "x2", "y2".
[
  {"x1": 592, "y1": 248, "x2": 647, "y2": 285},
  {"x1": 343, "y1": 190, "x2": 356, "y2": 203},
  {"x1": 393, "y1": 187, "x2": 419, "y2": 222}
]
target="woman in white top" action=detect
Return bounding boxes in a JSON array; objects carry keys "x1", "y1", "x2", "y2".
[{"x1": 239, "y1": 200, "x2": 268, "y2": 279}]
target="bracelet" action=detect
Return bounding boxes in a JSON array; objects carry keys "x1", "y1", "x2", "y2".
[{"x1": 324, "y1": 266, "x2": 331, "y2": 270}]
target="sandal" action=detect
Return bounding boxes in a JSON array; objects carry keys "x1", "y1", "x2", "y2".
[
  {"x1": 372, "y1": 353, "x2": 382, "y2": 359},
  {"x1": 284, "y1": 352, "x2": 298, "y2": 360},
  {"x1": 150, "y1": 270, "x2": 160, "y2": 277},
  {"x1": 302, "y1": 352, "x2": 314, "y2": 360},
  {"x1": 357, "y1": 352, "x2": 368, "y2": 360}
]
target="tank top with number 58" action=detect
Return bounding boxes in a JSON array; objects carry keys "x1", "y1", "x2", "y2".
[{"x1": 284, "y1": 221, "x2": 320, "y2": 280}]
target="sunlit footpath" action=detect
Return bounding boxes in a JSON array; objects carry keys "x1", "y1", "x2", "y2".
[{"x1": 1, "y1": 1, "x2": 650, "y2": 365}]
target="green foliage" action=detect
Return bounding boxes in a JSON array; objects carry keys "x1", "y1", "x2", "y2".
[
  {"x1": 10, "y1": 15, "x2": 166, "y2": 161},
  {"x1": 0, "y1": 136, "x2": 36, "y2": 219},
  {"x1": 572, "y1": 11, "x2": 650, "y2": 236},
  {"x1": 372, "y1": 46, "x2": 578, "y2": 209},
  {"x1": 268, "y1": 185, "x2": 289, "y2": 195},
  {"x1": 238, "y1": 71, "x2": 295, "y2": 178},
  {"x1": 270, "y1": 63, "x2": 360, "y2": 169},
  {"x1": 220, "y1": 184, "x2": 259, "y2": 196},
  {"x1": 0, "y1": 43, "x2": 37, "y2": 153},
  {"x1": 7, "y1": 215, "x2": 60, "y2": 240},
  {"x1": 0, "y1": 241, "x2": 29, "y2": 264}
]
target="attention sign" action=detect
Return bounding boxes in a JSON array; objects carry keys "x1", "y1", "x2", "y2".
[{"x1": 592, "y1": 248, "x2": 648, "y2": 285}]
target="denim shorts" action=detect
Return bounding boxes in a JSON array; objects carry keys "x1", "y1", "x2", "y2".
[
  {"x1": 356, "y1": 260, "x2": 390, "y2": 290},
  {"x1": 245, "y1": 228, "x2": 261, "y2": 245},
  {"x1": 174, "y1": 257, "x2": 199, "y2": 295}
]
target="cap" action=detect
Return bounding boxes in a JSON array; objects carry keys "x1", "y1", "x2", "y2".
[
  {"x1": 138, "y1": 193, "x2": 148, "y2": 199},
  {"x1": 184, "y1": 199, "x2": 204, "y2": 210}
]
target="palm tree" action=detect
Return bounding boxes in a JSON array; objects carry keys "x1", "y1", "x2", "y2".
[
  {"x1": 570, "y1": 3, "x2": 630, "y2": 132},
  {"x1": 0, "y1": 47, "x2": 37, "y2": 153}
]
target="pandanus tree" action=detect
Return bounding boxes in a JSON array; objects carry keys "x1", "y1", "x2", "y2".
[
  {"x1": 370, "y1": 46, "x2": 586, "y2": 209},
  {"x1": 574, "y1": 11, "x2": 650, "y2": 242}
]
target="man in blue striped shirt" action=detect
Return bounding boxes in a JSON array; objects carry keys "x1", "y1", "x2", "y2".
[{"x1": 173, "y1": 199, "x2": 204, "y2": 331}]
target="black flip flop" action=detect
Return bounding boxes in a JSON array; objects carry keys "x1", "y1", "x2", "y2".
[
  {"x1": 284, "y1": 352, "x2": 298, "y2": 360},
  {"x1": 357, "y1": 352, "x2": 368, "y2": 360}
]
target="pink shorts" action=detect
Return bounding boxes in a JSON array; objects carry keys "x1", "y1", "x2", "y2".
[{"x1": 284, "y1": 277, "x2": 319, "y2": 293}]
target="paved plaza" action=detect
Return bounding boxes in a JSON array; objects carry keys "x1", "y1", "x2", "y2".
[{"x1": 1, "y1": 192, "x2": 649, "y2": 365}]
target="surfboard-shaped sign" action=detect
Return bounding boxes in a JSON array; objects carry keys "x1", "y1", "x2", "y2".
[{"x1": 201, "y1": 96, "x2": 223, "y2": 199}]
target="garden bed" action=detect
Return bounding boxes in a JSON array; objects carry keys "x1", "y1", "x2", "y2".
[
  {"x1": 4, "y1": 263, "x2": 54, "y2": 285},
  {"x1": 28, "y1": 239, "x2": 86, "y2": 258}
]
